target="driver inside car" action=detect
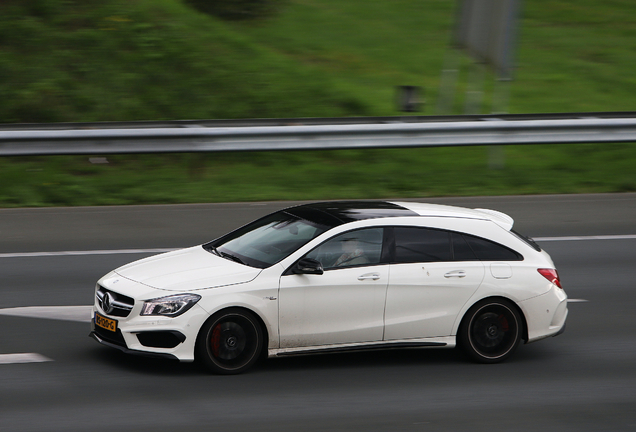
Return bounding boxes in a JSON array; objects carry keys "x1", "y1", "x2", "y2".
[{"x1": 333, "y1": 237, "x2": 369, "y2": 267}]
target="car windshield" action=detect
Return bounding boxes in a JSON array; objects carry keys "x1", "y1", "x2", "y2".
[{"x1": 204, "y1": 211, "x2": 332, "y2": 268}]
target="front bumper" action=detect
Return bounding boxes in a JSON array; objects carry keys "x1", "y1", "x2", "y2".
[
  {"x1": 89, "y1": 331, "x2": 179, "y2": 361},
  {"x1": 90, "y1": 303, "x2": 209, "y2": 362}
]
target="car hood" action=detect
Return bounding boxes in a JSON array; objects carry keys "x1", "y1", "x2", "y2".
[{"x1": 114, "y1": 246, "x2": 261, "y2": 292}]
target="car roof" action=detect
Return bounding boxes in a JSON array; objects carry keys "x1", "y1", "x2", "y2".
[{"x1": 286, "y1": 201, "x2": 514, "y2": 230}]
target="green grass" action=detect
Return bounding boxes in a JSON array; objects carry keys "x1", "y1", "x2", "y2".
[
  {"x1": 2, "y1": 144, "x2": 635, "y2": 207},
  {"x1": 1, "y1": 0, "x2": 636, "y2": 207}
]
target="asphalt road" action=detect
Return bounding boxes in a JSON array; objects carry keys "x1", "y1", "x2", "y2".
[{"x1": 1, "y1": 194, "x2": 635, "y2": 432}]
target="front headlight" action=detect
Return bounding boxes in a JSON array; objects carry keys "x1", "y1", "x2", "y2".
[{"x1": 141, "y1": 294, "x2": 202, "y2": 317}]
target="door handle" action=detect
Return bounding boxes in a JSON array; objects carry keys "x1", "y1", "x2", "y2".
[
  {"x1": 444, "y1": 271, "x2": 466, "y2": 278},
  {"x1": 358, "y1": 273, "x2": 380, "y2": 281}
]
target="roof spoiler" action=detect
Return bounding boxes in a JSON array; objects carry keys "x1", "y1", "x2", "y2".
[{"x1": 473, "y1": 208, "x2": 514, "y2": 231}]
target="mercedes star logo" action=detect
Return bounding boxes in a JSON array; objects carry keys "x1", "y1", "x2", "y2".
[{"x1": 103, "y1": 292, "x2": 115, "y2": 315}]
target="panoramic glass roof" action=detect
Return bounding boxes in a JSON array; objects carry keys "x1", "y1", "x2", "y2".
[{"x1": 286, "y1": 201, "x2": 418, "y2": 226}]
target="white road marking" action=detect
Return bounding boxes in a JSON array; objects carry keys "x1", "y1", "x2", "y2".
[
  {"x1": 0, "y1": 306, "x2": 93, "y2": 322},
  {"x1": 534, "y1": 234, "x2": 636, "y2": 242},
  {"x1": 0, "y1": 248, "x2": 177, "y2": 258},
  {"x1": 0, "y1": 353, "x2": 52, "y2": 364},
  {"x1": 567, "y1": 299, "x2": 589, "y2": 303}
]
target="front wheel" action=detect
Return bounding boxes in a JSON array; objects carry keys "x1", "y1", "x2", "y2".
[
  {"x1": 459, "y1": 299, "x2": 523, "y2": 363},
  {"x1": 196, "y1": 309, "x2": 264, "y2": 374}
]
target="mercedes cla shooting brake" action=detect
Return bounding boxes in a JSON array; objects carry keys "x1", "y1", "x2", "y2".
[{"x1": 91, "y1": 201, "x2": 567, "y2": 374}]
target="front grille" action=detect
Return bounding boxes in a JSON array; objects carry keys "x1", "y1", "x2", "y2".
[{"x1": 96, "y1": 286, "x2": 134, "y2": 317}]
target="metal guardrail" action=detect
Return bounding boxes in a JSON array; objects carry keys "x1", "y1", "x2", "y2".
[{"x1": 1, "y1": 112, "x2": 636, "y2": 156}]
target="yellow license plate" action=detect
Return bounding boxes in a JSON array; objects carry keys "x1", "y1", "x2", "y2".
[{"x1": 95, "y1": 313, "x2": 117, "y2": 332}]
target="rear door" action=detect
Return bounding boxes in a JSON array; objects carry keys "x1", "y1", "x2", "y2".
[{"x1": 384, "y1": 228, "x2": 485, "y2": 340}]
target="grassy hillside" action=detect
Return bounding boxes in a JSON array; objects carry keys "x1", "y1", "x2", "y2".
[
  {"x1": 1, "y1": 0, "x2": 635, "y2": 207},
  {"x1": 0, "y1": 0, "x2": 376, "y2": 123}
]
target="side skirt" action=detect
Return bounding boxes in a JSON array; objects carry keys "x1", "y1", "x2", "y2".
[{"x1": 269, "y1": 337, "x2": 456, "y2": 358}]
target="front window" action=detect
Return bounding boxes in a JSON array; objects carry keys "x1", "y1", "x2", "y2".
[
  {"x1": 204, "y1": 212, "x2": 331, "y2": 268},
  {"x1": 304, "y1": 228, "x2": 384, "y2": 270}
]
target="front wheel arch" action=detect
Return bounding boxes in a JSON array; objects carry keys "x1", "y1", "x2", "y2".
[{"x1": 195, "y1": 307, "x2": 268, "y2": 374}]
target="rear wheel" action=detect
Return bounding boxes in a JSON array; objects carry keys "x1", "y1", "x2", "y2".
[
  {"x1": 459, "y1": 299, "x2": 522, "y2": 363},
  {"x1": 196, "y1": 309, "x2": 264, "y2": 374}
]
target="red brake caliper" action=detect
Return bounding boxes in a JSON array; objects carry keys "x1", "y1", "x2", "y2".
[{"x1": 499, "y1": 314, "x2": 509, "y2": 332}]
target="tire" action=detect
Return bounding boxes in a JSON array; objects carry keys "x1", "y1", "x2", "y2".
[
  {"x1": 459, "y1": 299, "x2": 522, "y2": 363},
  {"x1": 196, "y1": 308, "x2": 264, "y2": 374}
]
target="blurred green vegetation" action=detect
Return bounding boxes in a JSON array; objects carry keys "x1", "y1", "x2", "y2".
[
  {"x1": 184, "y1": 0, "x2": 285, "y2": 21},
  {"x1": 1, "y1": 0, "x2": 635, "y2": 207},
  {"x1": 0, "y1": 0, "x2": 372, "y2": 122}
]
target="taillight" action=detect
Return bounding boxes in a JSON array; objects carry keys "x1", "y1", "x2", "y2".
[{"x1": 538, "y1": 268, "x2": 562, "y2": 288}]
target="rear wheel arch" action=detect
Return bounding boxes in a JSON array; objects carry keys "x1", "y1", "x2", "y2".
[
  {"x1": 459, "y1": 296, "x2": 528, "y2": 341},
  {"x1": 457, "y1": 296, "x2": 527, "y2": 363}
]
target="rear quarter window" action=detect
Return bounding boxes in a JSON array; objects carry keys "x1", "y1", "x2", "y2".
[{"x1": 511, "y1": 229, "x2": 542, "y2": 252}]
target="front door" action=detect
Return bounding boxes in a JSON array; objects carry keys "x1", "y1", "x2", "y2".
[{"x1": 279, "y1": 227, "x2": 388, "y2": 348}]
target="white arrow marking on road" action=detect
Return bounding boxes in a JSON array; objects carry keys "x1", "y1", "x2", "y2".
[
  {"x1": 0, "y1": 306, "x2": 93, "y2": 366},
  {"x1": 0, "y1": 353, "x2": 52, "y2": 364},
  {"x1": 0, "y1": 305, "x2": 92, "y2": 322}
]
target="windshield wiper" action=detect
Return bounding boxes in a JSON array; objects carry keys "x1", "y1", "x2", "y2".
[
  {"x1": 203, "y1": 244, "x2": 221, "y2": 256},
  {"x1": 219, "y1": 251, "x2": 245, "y2": 265},
  {"x1": 204, "y1": 244, "x2": 245, "y2": 265}
]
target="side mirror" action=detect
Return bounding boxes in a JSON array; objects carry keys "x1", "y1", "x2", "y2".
[{"x1": 293, "y1": 258, "x2": 324, "y2": 275}]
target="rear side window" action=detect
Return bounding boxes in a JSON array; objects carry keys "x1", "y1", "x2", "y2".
[
  {"x1": 394, "y1": 227, "x2": 451, "y2": 263},
  {"x1": 452, "y1": 232, "x2": 478, "y2": 261},
  {"x1": 462, "y1": 234, "x2": 523, "y2": 261},
  {"x1": 392, "y1": 227, "x2": 523, "y2": 263}
]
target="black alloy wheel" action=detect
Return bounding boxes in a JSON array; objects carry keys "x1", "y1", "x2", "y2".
[
  {"x1": 459, "y1": 299, "x2": 522, "y2": 363},
  {"x1": 196, "y1": 309, "x2": 264, "y2": 374}
]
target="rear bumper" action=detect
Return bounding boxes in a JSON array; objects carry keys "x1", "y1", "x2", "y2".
[
  {"x1": 553, "y1": 322, "x2": 566, "y2": 337},
  {"x1": 520, "y1": 285, "x2": 568, "y2": 343}
]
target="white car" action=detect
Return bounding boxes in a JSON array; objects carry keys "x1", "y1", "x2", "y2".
[{"x1": 91, "y1": 201, "x2": 567, "y2": 374}]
